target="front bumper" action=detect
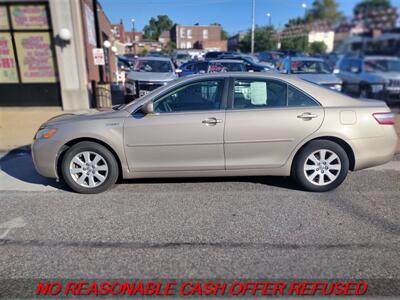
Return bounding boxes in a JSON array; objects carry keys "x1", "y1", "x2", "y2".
[{"x1": 31, "y1": 138, "x2": 60, "y2": 179}]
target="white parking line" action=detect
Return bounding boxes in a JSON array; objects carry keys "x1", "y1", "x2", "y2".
[{"x1": 0, "y1": 217, "x2": 26, "y2": 239}]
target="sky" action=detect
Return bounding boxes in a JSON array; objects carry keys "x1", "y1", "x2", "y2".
[{"x1": 99, "y1": 0, "x2": 389, "y2": 35}]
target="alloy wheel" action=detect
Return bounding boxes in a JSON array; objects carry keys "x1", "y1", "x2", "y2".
[
  {"x1": 69, "y1": 151, "x2": 109, "y2": 188},
  {"x1": 303, "y1": 149, "x2": 341, "y2": 186}
]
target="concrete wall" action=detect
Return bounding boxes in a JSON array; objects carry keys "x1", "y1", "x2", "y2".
[{"x1": 49, "y1": 0, "x2": 90, "y2": 110}]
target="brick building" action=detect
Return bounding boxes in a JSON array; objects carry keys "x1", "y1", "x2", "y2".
[{"x1": 170, "y1": 24, "x2": 227, "y2": 51}]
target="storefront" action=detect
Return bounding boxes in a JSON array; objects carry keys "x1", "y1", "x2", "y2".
[{"x1": 0, "y1": 2, "x2": 61, "y2": 106}]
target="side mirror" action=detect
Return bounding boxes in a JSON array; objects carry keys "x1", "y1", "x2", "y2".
[{"x1": 141, "y1": 101, "x2": 154, "y2": 114}]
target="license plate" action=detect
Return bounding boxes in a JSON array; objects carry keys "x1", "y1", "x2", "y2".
[{"x1": 139, "y1": 90, "x2": 150, "y2": 97}]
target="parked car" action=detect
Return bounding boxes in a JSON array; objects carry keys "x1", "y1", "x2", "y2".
[
  {"x1": 172, "y1": 51, "x2": 192, "y2": 67},
  {"x1": 276, "y1": 57, "x2": 342, "y2": 92},
  {"x1": 334, "y1": 55, "x2": 400, "y2": 102},
  {"x1": 217, "y1": 54, "x2": 273, "y2": 72},
  {"x1": 32, "y1": 73, "x2": 397, "y2": 194},
  {"x1": 177, "y1": 60, "x2": 246, "y2": 76},
  {"x1": 257, "y1": 51, "x2": 285, "y2": 67},
  {"x1": 124, "y1": 57, "x2": 177, "y2": 101}
]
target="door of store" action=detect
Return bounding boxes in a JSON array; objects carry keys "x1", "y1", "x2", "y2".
[{"x1": 0, "y1": 2, "x2": 61, "y2": 106}]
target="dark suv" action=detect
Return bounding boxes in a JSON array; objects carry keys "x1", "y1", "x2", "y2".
[{"x1": 334, "y1": 55, "x2": 400, "y2": 102}]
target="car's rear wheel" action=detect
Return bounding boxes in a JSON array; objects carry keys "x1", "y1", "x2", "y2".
[
  {"x1": 61, "y1": 142, "x2": 119, "y2": 194},
  {"x1": 292, "y1": 140, "x2": 349, "y2": 192}
]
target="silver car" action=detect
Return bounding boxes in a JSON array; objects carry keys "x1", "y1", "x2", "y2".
[
  {"x1": 32, "y1": 73, "x2": 397, "y2": 194},
  {"x1": 124, "y1": 57, "x2": 177, "y2": 101}
]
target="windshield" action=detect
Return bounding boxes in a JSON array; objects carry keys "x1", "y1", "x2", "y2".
[
  {"x1": 244, "y1": 55, "x2": 259, "y2": 63},
  {"x1": 133, "y1": 60, "x2": 173, "y2": 73},
  {"x1": 208, "y1": 62, "x2": 245, "y2": 72},
  {"x1": 364, "y1": 59, "x2": 400, "y2": 73},
  {"x1": 290, "y1": 60, "x2": 332, "y2": 74}
]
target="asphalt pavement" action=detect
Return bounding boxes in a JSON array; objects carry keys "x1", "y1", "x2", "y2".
[{"x1": 0, "y1": 149, "x2": 399, "y2": 297}]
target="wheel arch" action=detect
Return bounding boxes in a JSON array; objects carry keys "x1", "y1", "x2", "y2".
[
  {"x1": 291, "y1": 136, "x2": 356, "y2": 173},
  {"x1": 56, "y1": 137, "x2": 123, "y2": 180}
]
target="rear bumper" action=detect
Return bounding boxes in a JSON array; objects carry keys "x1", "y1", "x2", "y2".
[{"x1": 350, "y1": 127, "x2": 398, "y2": 171}]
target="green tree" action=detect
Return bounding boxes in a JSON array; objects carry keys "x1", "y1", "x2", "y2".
[
  {"x1": 162, "y1": 41, "x2": 176, "y2": 55},
  {"x1": 143, "y1": 15, "x2": 173, "y2": 41},
  {"x1": 305, "y1": 0, "x2": 344, "y2": 24},
  {"x1": 280, "y1": 36, "x2": 309, "y2": 53},
  {"x1": 239, "y1": 26, "x2": 278, "y2": 52},
  {"x1": 309, "y1": 41, "x2": 327, "y2": 54},
  {"x1": 354, "y1": 0, "x2": 392, "y2": 15},
  {"x1": 210, "y1": 23, "x2": 229, "y2": 40}
]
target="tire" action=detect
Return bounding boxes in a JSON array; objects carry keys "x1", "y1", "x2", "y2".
[
  {"x1": 292, "y1": 140, "x2": 349, "y2": 192},
  {"x1": 61, "y1": 142, "x2": 119, "y2": 194}
]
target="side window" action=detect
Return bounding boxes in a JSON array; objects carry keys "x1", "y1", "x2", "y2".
[
  {"x1": 233, "y1": 79, "x2": 286, "y2": 109},
  {"x1": 288, "y1": 86, "x2": 318, "y2": 107},
  {"x1": 154, "y1": 80, "x2": 224, "y2": 113}
]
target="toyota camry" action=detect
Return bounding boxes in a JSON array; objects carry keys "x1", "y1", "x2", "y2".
[{"x1": 32, "y1": 73, "x2": 397, "y2": 193}]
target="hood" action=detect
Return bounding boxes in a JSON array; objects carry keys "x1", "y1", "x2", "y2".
[
  {"x1": 127, "y1": 71, "x2": 177, "y2": 82},
  {"x1": 296, "y1": 73, "x2": 342, "y2": 85},
  {"x1": 372, "y1": 72, "x2": 400, "y2": 82},
  {"x1": 44, "y1": 110, "x2": 129, "y2": 126}
]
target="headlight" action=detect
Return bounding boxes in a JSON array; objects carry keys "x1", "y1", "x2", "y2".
[
  {"x1": 332, "y1": 84, "x2": 342, "y2": 92},
  {"x1": 371, "y1": 84, "x2": 384, "y2": 93},
  {"x1": 125, "y1": 79, "x2": 136, "y2": 93},
  {"x1": 35, "y1": 127, "x2": 57, "y2": 140}
]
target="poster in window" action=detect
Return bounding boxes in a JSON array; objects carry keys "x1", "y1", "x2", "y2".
[
  {"x1": 14, "y1": 32, "x2": 56, "y2": 83},
  {"x1": 10, "y1": 5, "x2": 48, "y2": 30},
  {"x1": 0, "y1": 6, "x2": 9, "y2": 29},
  {"x1": 0, "y1": 33, "x2": 18, "y2": 83},
  {"x1": 84, "y1": 4, "x2": 96, "y2": 46}
]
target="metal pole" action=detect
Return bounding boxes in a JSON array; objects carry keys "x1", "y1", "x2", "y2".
[
  {"x1": 92, "y1": 0, "x2": 104, "y2": 83},
  {"x1": 251, "y1": 0, "x2": 255, "y2": 54}
]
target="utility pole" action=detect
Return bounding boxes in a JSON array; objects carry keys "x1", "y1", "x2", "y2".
[{"x1": 251, "y1": 0, "x2": 255, "y2": 54}]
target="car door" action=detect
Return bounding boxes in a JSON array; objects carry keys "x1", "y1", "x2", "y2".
[
  {"x1": 124, "y1": 78, "x2": 228, "y2": 172},
  {"x1": 224, "y1": 78, "x2": 324, "y2": 169}
]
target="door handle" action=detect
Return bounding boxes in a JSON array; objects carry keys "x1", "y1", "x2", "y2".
[
  {"x1": 297, "y1": 112, "x2": 318, "y2": 119},
  {"x1": 202, "y1": 117, "x2": 223, "y2": 126}
]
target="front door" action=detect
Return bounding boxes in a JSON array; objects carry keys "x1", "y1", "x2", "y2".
[
  {"x1": 224, "y1": 78, "x2": 324, "y2": 169},
  {"x1": 124, "y1": 79, "x2": 227, "y2": 172}
]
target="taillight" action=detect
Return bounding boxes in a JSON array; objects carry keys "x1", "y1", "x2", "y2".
[{"x1": 373, "y1": 112, "x2": 395, "y2": 125}]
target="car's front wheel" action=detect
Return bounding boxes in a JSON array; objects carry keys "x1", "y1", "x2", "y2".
[
  {"x1": 292, "y1": 140, "x2": 349, "y2": 192},
  {"x1": 61, "y1": 142, "x2": 119, "y2": 194}
]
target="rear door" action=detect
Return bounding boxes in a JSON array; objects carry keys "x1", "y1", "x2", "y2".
[{"x1": 224, "y1": 78, "x2": 324, "y2": 169}]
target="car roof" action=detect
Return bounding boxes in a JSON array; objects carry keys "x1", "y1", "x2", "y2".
[
  {"x1": 209, "y1": 59, "x2": 244, "y2": 63},
  {"x1": 137, "y1": 56, "x2": 172, "y2": 62}
]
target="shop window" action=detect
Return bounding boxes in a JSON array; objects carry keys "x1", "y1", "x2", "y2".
[
  {"x1": 0, "y1": 6, "x2": 9, "y2": 29},
  {"x1": 14, "y1": 32, "x2": 56, "y2": 83},
  {"x1": 0, "y1": 33, "x2": 18, "y2": 83},
  {"x1": 10, "y1": 5, "x2": 48, "y2": 30}
]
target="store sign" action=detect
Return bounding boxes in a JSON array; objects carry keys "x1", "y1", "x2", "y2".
[
  {"x1": 93, "y1": 48, "x2": 105, "y2": 65},
  {"x1": 0, "y1": 33, "x2": 18, "y2": 83},
  {"x1": 10, "y1": 5, "x2": 48, "y2": 30},
  {"x1": 84, "y1": 4, "x2": 96, "y2": 46},
  {"x1": 14, "y1": 32, "x2": 56, "y2": 83},
  {"x1": 0, "y1": 6, "x2": 9, "y2": 29}
]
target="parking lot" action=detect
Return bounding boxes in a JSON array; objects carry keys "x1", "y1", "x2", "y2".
[{"x1": 1, "y1": 150, "x2": 399, "y2": 289}]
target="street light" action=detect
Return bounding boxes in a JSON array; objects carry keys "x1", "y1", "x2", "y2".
[
  {"x1": 302, "y1": 3, "x2": 307, "y2": 17},
  {"x1": 266, "y1": 12, "x2": 271, "y2": 26},
  {"x1": 251, "y1": 0, "x2": 255, "y2": 54}
]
